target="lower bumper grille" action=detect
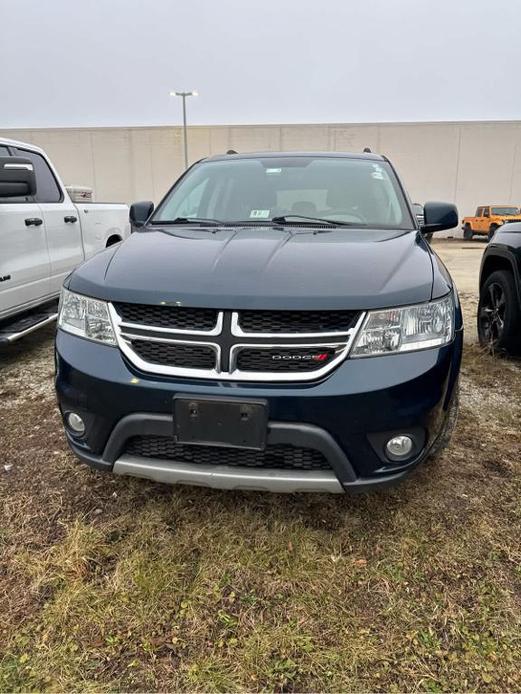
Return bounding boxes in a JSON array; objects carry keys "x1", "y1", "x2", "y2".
[{"x1": 125, "y1": 436, "x2": 331, "y2": 471}]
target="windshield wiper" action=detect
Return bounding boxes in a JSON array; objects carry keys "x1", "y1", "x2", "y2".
[
  {"x1": 271, "y1": 214, "x2": 361, "y2": 227},
  {"x1": 153, "y1": 217, "x2": 225, "y2": 226}
]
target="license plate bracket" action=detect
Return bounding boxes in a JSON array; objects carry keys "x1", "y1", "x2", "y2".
[{"x1": 173, "y1": 395, "x2": 268, "y2": 450}]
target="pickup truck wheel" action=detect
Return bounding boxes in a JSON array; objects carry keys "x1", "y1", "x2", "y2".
[
  {"x1": 478, "y1": 270, "x2": 521, "y2": 354},
  {"x1": 488, "y1": 224, "x2": 498, "y2": 242},
  {"x1": 463, "y1": 224, "x2": 473, "y2": 240}
]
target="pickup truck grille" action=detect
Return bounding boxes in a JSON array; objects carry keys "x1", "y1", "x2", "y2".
[
  {"x1": 110, "y1": 305, "x2": 364, "y2": 382},
  {"x1": 125, "y1": 436, "x2": 331, "y2": 470}
]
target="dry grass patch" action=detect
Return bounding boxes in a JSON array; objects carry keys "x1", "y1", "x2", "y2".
[{"x1": 1, "y1": 330, "x2": 520, "y2": 691}]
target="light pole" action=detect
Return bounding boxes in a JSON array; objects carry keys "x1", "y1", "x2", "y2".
[{"x1": 169, "y1": 90, "x2": 198, "y2": 169}]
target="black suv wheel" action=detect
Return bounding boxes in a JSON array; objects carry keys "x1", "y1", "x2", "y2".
[{"x1": 478, "y1": 270, "x2": 521, "y2": 354}]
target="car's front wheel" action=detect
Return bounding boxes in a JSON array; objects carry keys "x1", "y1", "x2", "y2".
[{"x1": 478, "y1": 270, "x2": 521, "y2": 354}]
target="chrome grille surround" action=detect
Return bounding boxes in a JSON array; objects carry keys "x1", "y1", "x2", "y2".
[{"x1": 109, "y1": 304, "x2": 365, "y2": 382}]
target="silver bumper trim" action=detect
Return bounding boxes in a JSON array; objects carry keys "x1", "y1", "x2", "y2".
[{"x1": 113, "y1": 454, "x2": 344, "y2": 493}]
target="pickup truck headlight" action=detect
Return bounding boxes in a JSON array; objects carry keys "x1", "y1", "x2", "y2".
[
  {"x1": 58, "y1": 288, "x2": 116, "y2": 345},
  {"x1": 351, "y1": 294, "x2": 454, "y2": 357}
]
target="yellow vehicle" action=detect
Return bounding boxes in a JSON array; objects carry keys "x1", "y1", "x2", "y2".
[{"x1": 462, "y1": 205, "x2": 521, "y2": 241}]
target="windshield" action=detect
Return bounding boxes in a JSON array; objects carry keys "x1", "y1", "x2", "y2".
[
  {"x1": 491, "y1": 206, "x2": 520, "y2": 215},
  {"x1": 152, "y1": 156, "x2": 414, "y2": 230}
]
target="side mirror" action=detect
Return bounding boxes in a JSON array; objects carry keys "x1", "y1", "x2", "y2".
[
  {"x1": 129, "y1": 200, "x2": 154, "y2": 228},
  {"x1": 422, "y1": 201, "x2": 458, "y2": 233},
  {"x1": 0, "y1": 157, "x2": 36, "y2": 198}
]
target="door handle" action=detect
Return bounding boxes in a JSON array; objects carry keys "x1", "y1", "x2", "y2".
[
  {"x1": 25, "y1": 218, "x2": 43, "y2": 227},
  {"x1": 64, "y1": 215, "x2": 78, "y2": 223}
]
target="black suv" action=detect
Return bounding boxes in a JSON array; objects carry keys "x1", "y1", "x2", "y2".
[
  {"x1": 55, "y1": 152, "x2": 462, "y2": 494},
  {"x1": 478, "y1": 222, "x2": 521, "y2": 354}
]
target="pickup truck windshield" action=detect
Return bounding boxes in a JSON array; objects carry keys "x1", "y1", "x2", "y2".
[
  {"x1": 152, "y1": 157, "x2": 414, "y2": 230},
  {"x1": 491, "y1": 206, "x2": 520, "y2": 215}
]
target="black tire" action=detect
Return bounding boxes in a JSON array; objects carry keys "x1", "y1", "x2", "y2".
[
  {"x1": 488, "y1": 224, "x2": 499, "y2": 242},
  {"x1": 478, "y1": 269, "x2": 521, "y2": 354},
  {"x1": 463, "y1": 224, "x2": 473, "y2": 240},
  {"x1": 429, "y1": 383, "x2": 459, "y2": 459}
]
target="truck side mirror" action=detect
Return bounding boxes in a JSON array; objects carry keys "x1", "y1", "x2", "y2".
[
  {"x1": 129, "y1": 201, "x2": 154, "y2": 228},
  {"x1": 421, "y1": 201, "x2": 458, "y2": 233},
  {"x1": 0, "y1": 157, "x2": 36, "y2": 198}
]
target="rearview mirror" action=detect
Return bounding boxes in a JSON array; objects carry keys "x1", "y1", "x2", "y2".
[
  {"x1": 130, "y1": 200, "x2": 154, "y2": 228},
  {"x1": 422, "y1": 201, "x2": 458, "y2": 233},
  {"x1": 0, "y1": 157, "x2": 36, "y2": 198}
]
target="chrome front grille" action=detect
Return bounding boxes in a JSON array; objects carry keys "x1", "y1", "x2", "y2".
[{"x1": 109, "y1": 304, "x2": 365, "y2": 382}]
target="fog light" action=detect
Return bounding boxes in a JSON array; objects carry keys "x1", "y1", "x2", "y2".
[
  {"x1": 386, "y1": 435, "x2": 414, "y2": 460},
  {"x1": 66, "y1": 412, "x2": 85, "y2": 435}
]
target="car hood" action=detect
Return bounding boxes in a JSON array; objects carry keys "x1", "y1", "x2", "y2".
[{"x1": 68, "y1": 226, "x2": 441, "y2": 310}]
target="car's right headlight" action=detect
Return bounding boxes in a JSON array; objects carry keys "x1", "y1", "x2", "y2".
[
  {"x1": 351, "y1": 293, "x2": 454, "y2": 357},
  {"x1": 58, "y1": 288, "x2": 116, "y2": 345}
]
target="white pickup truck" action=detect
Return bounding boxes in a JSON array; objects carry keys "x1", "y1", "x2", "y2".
[{"x1": 0, "y1": 138, "x2": 130, "y2": 343}]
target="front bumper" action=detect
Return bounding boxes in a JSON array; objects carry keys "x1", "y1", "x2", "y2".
[{"x1": 55, "y1": 328, "x2": 463, "y2": 493}]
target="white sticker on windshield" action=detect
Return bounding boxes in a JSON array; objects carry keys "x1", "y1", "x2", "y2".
[
  {"x1": 372, "y1": 164, "x2": 384, "y2": 180},
  {"x1": 250, "y1": 209, "x2": 271, "y2": 218},
  {"x1": 266, "y1": 168, "x2": 282, "y2": 175}
]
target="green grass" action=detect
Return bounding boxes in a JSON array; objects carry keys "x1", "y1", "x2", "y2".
[{"x1": 1, "y1": 336, "x2": 520, "y2": 691}]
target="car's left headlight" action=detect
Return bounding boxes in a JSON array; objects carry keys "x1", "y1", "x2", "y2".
[
  {"x1": 351, "y1": 293, "x2": 454, "y2": 357},
  {"x1": 58, "y1": 288, "x2": 116, "y2": 345}
]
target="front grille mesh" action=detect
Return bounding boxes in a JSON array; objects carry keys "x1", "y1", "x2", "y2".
[
  {"x1": 236, "y1": 348, "x2": 336, "y2": 372},
  {"x1": 130, "y1": 340, "x2": 216, "y2": 369},
  {"x1": 238, "y1": 309, "x2": 358, "y2": 334},
  {"x1": 125, "y1": 436, "x2": 331, "y2": 470},
  {"x1": 114, "y1": 303, "x2": 218, "y2": 331}
]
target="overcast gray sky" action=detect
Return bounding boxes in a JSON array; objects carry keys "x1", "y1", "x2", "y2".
[{"x1": 2, "y1": 0, "x2": 521, "y2": 128}]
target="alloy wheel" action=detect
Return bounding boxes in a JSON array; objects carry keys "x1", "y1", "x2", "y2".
[{"x1": 479, "y1": 281, "x2": 506, "y2": 348}]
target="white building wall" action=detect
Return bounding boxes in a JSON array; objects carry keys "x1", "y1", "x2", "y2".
[{"x1": 3, "y1": 120, "x2": 521, "y2": 236}]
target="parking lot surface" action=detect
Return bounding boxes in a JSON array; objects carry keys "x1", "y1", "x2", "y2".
[{"x1": 0, "y1": 240, "x2": 520, "y2": 691}]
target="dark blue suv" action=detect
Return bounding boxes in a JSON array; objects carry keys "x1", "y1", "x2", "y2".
[{"x1": 55, "y1": 152, "x2": 462, "y2": 493}]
